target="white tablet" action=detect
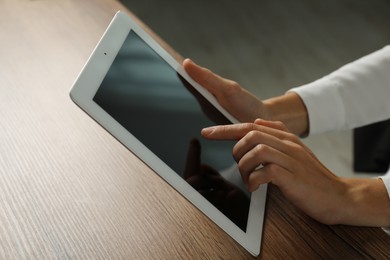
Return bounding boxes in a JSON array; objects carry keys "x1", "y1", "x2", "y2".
[{"x1": 70, "y1": 11, "x2": 267, "y2": 256}]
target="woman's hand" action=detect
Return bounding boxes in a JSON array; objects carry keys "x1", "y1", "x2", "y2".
[
  {"x1": 201, "y1": 119, "x2": 390, "y2": 227},
  {"x1": 183, "y1": 59, "x2": 309, "y2": 136},
  {"x1": 183, "y1": 59, "x2": 268, "y2": 123}
]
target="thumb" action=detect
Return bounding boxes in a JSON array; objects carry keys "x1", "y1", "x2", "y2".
[{"x1": 183, "y1": 59, "x2": 229, "y2": 96}]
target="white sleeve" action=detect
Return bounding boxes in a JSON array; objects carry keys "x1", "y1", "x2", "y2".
[
  {"x1": 290, "y1": 45, "x2": 390, "y2": 135},
  {"x1": 380, "y1": 173, "x2": 390, "y2": 232},
  {"x1": 289, "y1": 46, "x2": 390, "y2": 217},
  {"x1": 380, "y1": 174, "x2": 390, "y2": 200}
]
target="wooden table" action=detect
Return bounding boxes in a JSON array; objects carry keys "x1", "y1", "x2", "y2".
[{"x1": 1, "y1": 0, "x2": 389, "y2": 258}]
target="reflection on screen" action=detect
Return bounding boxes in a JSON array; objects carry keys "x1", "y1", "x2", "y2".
[{"x1": 93, "y1": 30, "x2": 250, "y2": 231}]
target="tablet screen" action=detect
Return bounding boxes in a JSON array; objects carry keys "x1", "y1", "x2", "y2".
[{"x1": 93, "y1": 30, "x2": 250, "y2": 231}]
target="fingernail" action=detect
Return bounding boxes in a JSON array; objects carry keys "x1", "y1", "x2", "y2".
[
  {"x1": 185, "y1": 58, "x2": 194, "y2": 65},
  {"x1": 254, "y1": 118, "x2": 264, "y2": 124},
  {"x1": 201, "y1": 127, "x2": 215, "y2": 136}
]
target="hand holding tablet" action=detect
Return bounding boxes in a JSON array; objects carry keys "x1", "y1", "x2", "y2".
[{"x1": 70, "y1": 11, "x2": 267, "y2": 256}]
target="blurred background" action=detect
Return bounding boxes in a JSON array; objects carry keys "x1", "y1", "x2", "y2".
[{"x1": 120, "y1": 0, "x2": 390, "y2": 179}]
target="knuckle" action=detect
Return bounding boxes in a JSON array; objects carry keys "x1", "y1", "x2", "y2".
[
  {"x1": 220, "y1": 125, "x2": 228, "y2": 132},
  {"x1": 243, "y1": 122, "x2": 256, "y2": 131},
  {"x1": 204, "y1": 67, "x2": 212, "y2": 74},
  {"x1": 284, "y1": 132, "x2": 299, "y2": 143},
  {"x1": 272, "y1": 120, "x2": 288, "y2": 131},
  {"x1": 217, "y1": 125, "x2": 230, "y2": 135},
  {"x1": 227, "y1": 80, "x2": 240, "y2": 89},
  {"x1": 237, "y1": 123, "x2": 258, "y2": 136},
  {"x1": 237, "y1": 159, "x2": 246, "y2": 173},
  {"x1": 232, "y1": 148, "x2": 239, "y2": 162},
  {"x1": 224, "y1": 80, "x2": 241, "y2": 95},
  {"x1": 238, "y1": 167, "x2": 250, "y2": 183},
  {"x1": 254, "y1": 144, "x2": 267, "y2": 155},
  {"x1": 285, "y1": 141, "x2": 304, "y2": 154},
  {"x1": 265, "y1": 164, "x2": 280, "y2": 184},
  {"x1": 232, "y1": 144, "x2": 241, "y2": 162},
  {"x1": 266, "y1": 164, "x2": 279, "y2": 175},
  {"x1": 274, "y1": 120, "x2": 285, "y2": 128},
  {"x1": 248, "y1": 180, "x2": 260, "y2": 192},
  {"x1": 246, "y1": 130, "x2": 261, "y2": 141}
]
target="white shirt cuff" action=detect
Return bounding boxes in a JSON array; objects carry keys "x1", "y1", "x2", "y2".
[
  {"x1": 380, "y1": 172, "x2": 390, "y2": 232},
  {"x1": 289, "y1": 78, "x2": 346, "y2": 135},
  {"x1": 380, "y1": 172, "x2": 390, "y2": 201}
]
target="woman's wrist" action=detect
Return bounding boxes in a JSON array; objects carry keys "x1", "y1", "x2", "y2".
[
  {"x1": 338, "y1": 178, "x2": 390, "y2": 227},
  {"x1": 263, "y1": 92, "x2": 309, "y2": 137}
]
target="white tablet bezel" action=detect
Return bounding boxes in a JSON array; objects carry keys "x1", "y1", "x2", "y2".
[{"x1": 70, "y1": 11, "x2": 267, "y2": 256}]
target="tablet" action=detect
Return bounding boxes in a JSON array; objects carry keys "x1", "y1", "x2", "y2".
[{"x1": 70, "y1": 11, "x2": 267, "y2": 256}]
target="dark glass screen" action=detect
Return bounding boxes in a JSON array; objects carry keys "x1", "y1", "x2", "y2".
[{"x1": 93, "y1": 30, "x2": 250, "y2": 231}]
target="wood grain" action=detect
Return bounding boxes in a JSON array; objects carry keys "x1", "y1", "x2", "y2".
[
  {"x1": 263, "y1": 185, "x2": 390, "y2": 259},
  {"x1": 0, "y1": 0, "x2": 389, "y2": 259}
]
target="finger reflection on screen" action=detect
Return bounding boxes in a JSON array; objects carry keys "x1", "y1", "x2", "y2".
[{"x1": 184, "y1": 138, "x2": 250, "y2": 231}]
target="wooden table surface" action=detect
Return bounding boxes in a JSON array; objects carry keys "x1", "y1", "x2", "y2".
[{"x1": 1, "y1": 0, "x2": 389, "y2": 259}]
